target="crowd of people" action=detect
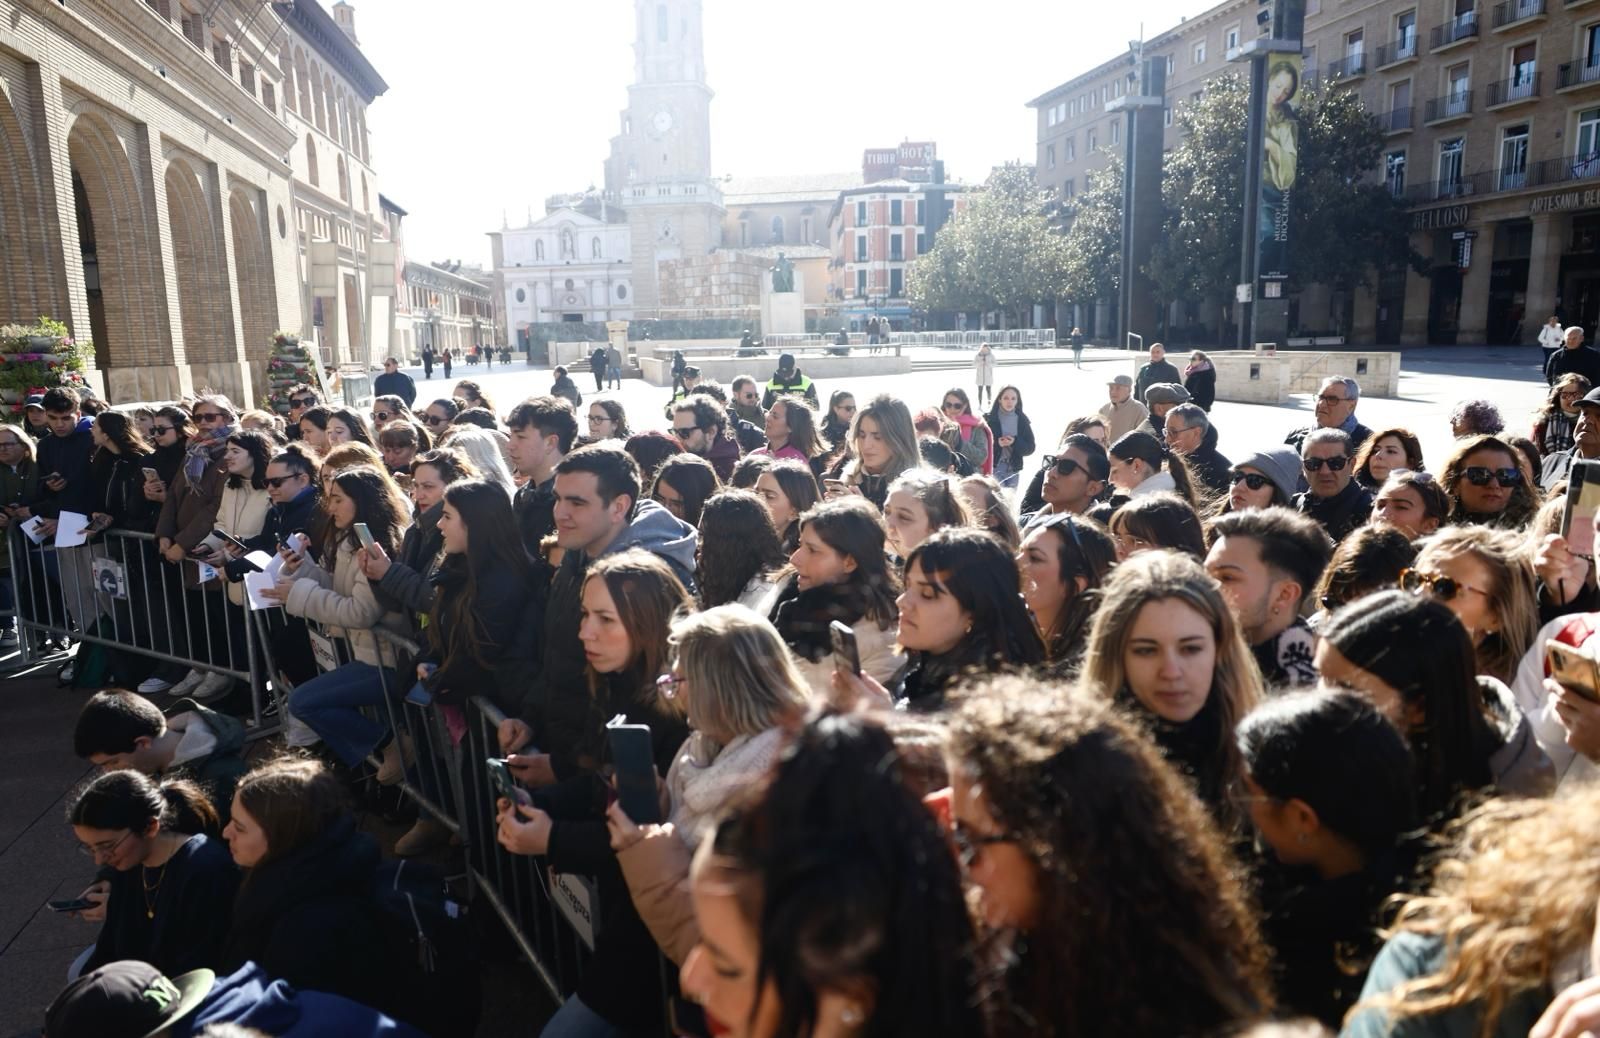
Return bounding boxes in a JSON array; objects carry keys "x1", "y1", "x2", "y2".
[{"x1": 18, "y1": 338, "x2": 1600, "y2": 1038}]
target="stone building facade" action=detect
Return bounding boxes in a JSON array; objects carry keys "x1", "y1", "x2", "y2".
[
  {"x1": 0, "y1": 0, "x2": 385, "y2": 406},
  {"x1": 1029, "y1": 0, "x2": 1600, "y2": 346},
  {"x1": 402, "y1": 261, "x2": 494, "y2": 357}
]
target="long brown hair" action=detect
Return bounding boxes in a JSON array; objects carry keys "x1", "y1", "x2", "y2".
[
  {"x1": 584, "y1": 550, "x2": 692, "y2": 710},
  {"x1": 1439, "y1": 434, "x2": 1541, "y2": 530},
  {"x1": 322, "y1": 466, "x2": 409, "y2": 562},
  {"x1": 233, "y1": 757, "x2": 349, "y2": 868},
  {"x1": 94, "y1": 411, "x2": 153, "y2": 458},
  {"x1": 768, "y1": 395, "x2": 826, "y2": 458},
  {"x1": 428, "y1": 480, "x2": 535, "y2": 667},
  {"x1": 948, "y1": 681, "x2": 1274, "y2": 1037}
]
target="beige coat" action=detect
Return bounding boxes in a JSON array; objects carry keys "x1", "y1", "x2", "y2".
[
  {"x1": 790, "y1": 615, "x2": 904, "y2": 700},
  {"x1": 214, "y1": 483, "x2": 270, "y2": 606},
  {"x1": 282, "y1": 535, "x2": 412, "y2": 667}
]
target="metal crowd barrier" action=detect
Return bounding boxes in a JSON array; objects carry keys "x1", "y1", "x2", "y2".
[{"x1": 6, "y1": 527, "x2": 282, "y2": 730}]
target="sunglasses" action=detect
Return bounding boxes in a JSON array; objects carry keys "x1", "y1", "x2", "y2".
[
  {"x1": 290, "y1": 397, "x2": 317, "y2": 408},
  {"x1": 1041, "y1": 454, "x2": 1086, "y2": 478},
  {"x1": 1230, "y1": 471, "x2": 1270, "y2": 490},
  {"x1": 150, "y1": 425, "x2": 174, "y2": 435},
  {"x1": 372, "y1": 411, "x2": 392, "y2": 422},
  {"x1": 263, "y1": 475, "x2": 304, "y2": 489},
  {"x1": 194, "y1": 412, "x2": 226, "y2": 424},
  {"x1": 1399, "y1": 568, "x2": 1490, "y2": 602},
  {"x1": 1303, "y1": 455, "x2": 1349, "y2": 472},
  {"x1": 942, "y1": 401, "x2": 964, "y2": 411},
  {"x1": 421, "y1": 415, "x2": 449, "y2": 427},
  {"x1": 949, "y1": 818, "x2": 1019, "y2": 869},
  {"x1": 1462, "y1": 466, "x2": 1521, "y2": 488},
  {"x1": 672, "y1": 426, "x2": 702, "y2": 438}
]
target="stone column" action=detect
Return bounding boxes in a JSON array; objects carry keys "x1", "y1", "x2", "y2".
[
  {"x1": 1401, "y1": 231, "x2": 1433, "y2": 345},
  {"x1": 1456, "y1": 222, "x2": 1495, "y2": 345},
  {"x1": 1352, "y1": 282, "x2": 1378, "y2": 344},
  {"x1": 1524, "y1": 213, "x2": 1564, "y2": 345}
]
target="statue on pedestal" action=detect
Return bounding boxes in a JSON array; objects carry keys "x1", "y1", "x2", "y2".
[{"x1": 769, "y1": 252, "x2": 795, "y2": 293}]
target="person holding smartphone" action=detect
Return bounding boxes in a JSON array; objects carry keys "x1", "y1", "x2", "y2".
[
  {"x1": 263, "y1": 467, "x2": 413, "y2": 781},
  {"x1": 67, "y1": 769, "x2": 239, "y2": 979}
]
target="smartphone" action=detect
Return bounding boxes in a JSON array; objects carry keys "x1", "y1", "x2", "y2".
[
  {"x1": 484, "y1": 758, "x2": 531, "y2": 808},
  {"x1": 1548, "y1": 641, "x2": 1600, "y2": 704},
  {"x1": 353, "y1": 522, "x2": 374, "y2": 549},
  {"x1": 211, "y1": 528, "x2": 251, "y2": 553},
  {"x1": 141, "y1": 467, "x2": 160, "y2": 482},
  {"x1": 830, "y1": 619, "x2": 861, "y2": 678},
  {"x1": 48, "y1": 898, "x2": 95, "y2": 913},
  {"x1": 607, "y1": 716, "x2": 661, "y2": 825}
]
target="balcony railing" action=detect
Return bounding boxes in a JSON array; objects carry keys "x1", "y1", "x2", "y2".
[
  {"x1": 1558, "y1": 59, "x2": 1600, "y2": 90},
  {"x1": 1486, "y1": 72, "x2": 1541, "y2": 106},
  {"x1": 1401, "y1": 155, "x2": 1600, "y2": 206},
  {"x1": 1326, "y1": 52, "x2": 1368, "y2": 79},
  {"x1": 1376, "y1": 107, "x2": 1415, "y2": 133},
  {"x1": 1375, "y1": 36, "x2": 1421, "y2": 66},
  {"x1": 1492, "y1": 0, "x2": 1547, "y2": 27},
  {"x1": 1425, "y1": 91, "x2": 1474, "y2": 122},
  {"x1": 1431, "y1": 11, "x2": 1479, "y2": 48},
  {"x1": 1405, "y1": 173, "x2": 1486, "y2": 202}
]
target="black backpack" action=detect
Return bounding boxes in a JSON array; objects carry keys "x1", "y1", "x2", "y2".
[{"x1": 372, "y1": 858, "x2": 482, "y2": 1037}]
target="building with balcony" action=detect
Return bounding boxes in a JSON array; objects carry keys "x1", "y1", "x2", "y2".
[
  {"x1": 826, "y1": 171, "x2": 968, "y2": 330},
  {"x1": 1027, "y1": 0, "x2": 1600, "y2": 346},
  {"x1": 402, "y1": 261, "x2": 495, "y2": 358}
]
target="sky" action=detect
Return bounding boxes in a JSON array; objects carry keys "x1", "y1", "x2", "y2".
[{"x1": 358, "y1": 0, "x2": 1205, "y2": 267}]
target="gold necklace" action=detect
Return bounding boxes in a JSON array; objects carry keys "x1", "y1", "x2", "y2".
[{"x1": 141, "y1": 863, "x2": 167, "y2": 920}]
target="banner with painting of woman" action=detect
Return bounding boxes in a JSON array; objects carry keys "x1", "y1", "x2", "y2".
[{"x1": 1259, "y1": 55, "x2": 1301, "y2": 283}]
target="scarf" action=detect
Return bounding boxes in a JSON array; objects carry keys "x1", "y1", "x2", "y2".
[
  {"x1": 1184, "y1": 360, "x2": 1213, "y2": 378},
  {"x1": 953, "y1": 411, "x2": 994, "y2": 475},
  {"x1": 182, "y1": 425, "x2": 232, "y2": 485}
]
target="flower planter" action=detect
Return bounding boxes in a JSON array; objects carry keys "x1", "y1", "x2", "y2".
[
  {"x1": 0, "y1": 390, "x2": 21, "y2": 404},
  {"x1": 25, "y1": 336, "x2": 59, "y2": 351}
]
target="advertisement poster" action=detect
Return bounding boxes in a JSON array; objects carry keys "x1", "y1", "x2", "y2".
[{"x1": 1259, "y1": 54, "x2": 1302, "y2": 283}]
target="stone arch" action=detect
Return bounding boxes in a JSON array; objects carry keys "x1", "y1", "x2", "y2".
[
  {"x1": 293, "y1": 47, "x2": 311, "y2": 115},
  {"x1": 0, "y1": 80, "x2": 66, "y2": 324},
  {"x1": 162, "y1": 154, "x2": 233, "y2": 366},
  {"x1": 66, "y1": 110, "x2": 165, "y2": 382},
  {"x1": 228, "y1": 186, "x2": 278, "y2": 385}
]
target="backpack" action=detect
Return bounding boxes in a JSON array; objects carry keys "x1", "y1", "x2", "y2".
[{"x1": 372, "y1": 858, "x2": 482, "y2": 1038}]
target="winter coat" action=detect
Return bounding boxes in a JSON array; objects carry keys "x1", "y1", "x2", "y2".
[
  {"x1": 1134, "y1": 359, "x2": 1182, "y2": 405},
  {"x1": 373, "y1": 370, "x2": 417, "y2": 408},
  {"x1": 1285, "y1": 420, "x2": 1375, "y2": 454},
  {"x1": 234, "y1": 485, "x2": 321, "y2": 567},
  {"x1": 513, "y1": 474, "x2": 556, "y2": 555},
  {"x1": 1511, "y1": 612, "x2": 1600, "y2": 792},
  {"x1": 1294, "y1": 479, "x2": 1374, "y2": 543},
  {"x1": 1098, "y1": 398, "x2": 1150, "y2": 443},
  {"x1": 762, "y1": 368, "x2": 818, "y2": 409},
  {"x1": 984, "y1": 407, "x2": 1036, "y2": 483},
  {"x1": 220, "y1": 815, "x2": 422, "y2": 1028},
  {"x1": 155, "y1": 453, "x2": 226, "y2": 552},
  {"x1": 282, "y1": 535, "x2": 412, "y2": 667},
  {"x1": 616, "y1": 727, "x2": 788, "y2": 964},
  {"x1": 973, "y1": 348, "x2": 996, "y2": 387},
  {"x1": 89, "y1": 451, "x2": 161, "y2": 532},
  {"x1": 28, "y1": 425, "x2": 95, "y2": 519},
  {"x1": 213, "y1": 482, "x2": 270, "y2": 606},
  {"x1": 752, "y1": 442, "x2": 808, "y2": 464},
  {"x1": 1344, "y1": 931, "x2": 1547, "y2": 1038},
  {"x1": 420, "y1": 555, "x2": 534, "y2": 711},
  {"x1": 1183, "y1": 425, "x2": 1234, "y2": 496},
  {"x1": 83, "y1": 833, "x2": 240, "y2": 978},
  {"x1": 1184, "y1": 361, "x2": 1217, "y2": 411},
  {"x1": 163, "y1": 699, "x2": 249, "y2": 820},
  {"x1": 1539, "y1": 322, "x2": 1566, "y2": 351},
  {"x1": 551, "y1": 375, "x2": 582, "y2": 408},
  {"x1": 768, "y1": 576, "x2": 904, "y2": 698},
  {"x1": 950, "y1": 412, "x2": 993, "y2": 475},
  {"x1": 374, "y1": 501, "x2": 444, "y2": 617},
  {"x1": 1546, "y1": 344, "x2": 1600, "y2": 387},
  {"x1": 174, "y1": 963, "x2": 428, "y2": 1038},
  {"x1": 0, "y1": 458, "x2": 37, "y2": 573},
  {"x1": 150, "y1": 440, "x2": 187, "y2": 487},
  {"x1": 704, "y1": 431, "x2": 741, "y2": 482},
  {"x1": 1481, "y1": 676, "x2": 1557, "y2": 798}
]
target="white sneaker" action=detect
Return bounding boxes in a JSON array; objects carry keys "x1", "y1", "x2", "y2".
[
  {"x1": 136, "y1": 675, "x2": 174, "y2": 694},
  {"x1": 167, "y1": 669, "x2": 206, "y2": 698},
  {"x1": 191, "y1": 671, "x2": 234, "y2": 701}
]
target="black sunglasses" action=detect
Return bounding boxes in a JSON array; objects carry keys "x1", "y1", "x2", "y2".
[
  {"x1": 263, "y1": 475, "x2": 304, "y2": 489},
  {"x1": 672, "y1": 425, "x2": 702, "y2": 438},
  {"x1": 290, "y1": 397, "x2": 317, "y2": 408},
  {"x1": 1303, "y1": 455, "x2": 1349, "y2": 472},
  {"x1": 421, "y1": 415, "x2": 449, "y2": 427},
  {"x1": 1041, "y1": 455, "x2": 1084, "y2": 477},
  {"x1": 1462, "y1": 466, "x2": 1520, "y2": 488},
  {"x1": 372, "y1": 410, "x2": 392, "y2": 422},
  {"x1": 150, "y1": 425, "x2": 174, "y2": 435},
  {"x1": 1230, "y1": 470, "x2": 1270, "y2": 490}
]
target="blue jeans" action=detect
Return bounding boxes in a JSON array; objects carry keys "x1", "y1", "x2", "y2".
[{"x1": 287, "y1": 661, "x2": 394, "y2": 767}]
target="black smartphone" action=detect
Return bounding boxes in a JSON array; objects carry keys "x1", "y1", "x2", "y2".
[
  {"x1": 48, "y1": 898, "x2": 95, "y2": 913},
  {"x1": 485, "y1": 758, "x2": 531, "y2": 808},
  {"x1": 830, "y1": 619, "x2": 861, "y2": 678},
  {"x1": 212, "y1": 528, "x2": 251, "y2": 553},
  {"x1": 607, "y1": 716, "x2": 661, "y2": 824}
]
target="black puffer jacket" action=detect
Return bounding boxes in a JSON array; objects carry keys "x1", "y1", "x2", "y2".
[
  {"x1": 375, "y1": 501, "x2": 444, "y2": 617},
  {"x1": 221, "y1": 815, "x2": 419, "y2": 1025},
  {"x1": 422, "y1": 554, "x2": 537, "y2": 713},
  {"x1": 229, "y1": 486, "x2": 322, "y2": 579},
  {"x1": 90, "y1": 451, "x2": 162, "y2": 532}
]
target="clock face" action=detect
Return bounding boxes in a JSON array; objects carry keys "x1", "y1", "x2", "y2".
[{"x1": 651, "y1": 109, "x2": 674, "y2": 135}]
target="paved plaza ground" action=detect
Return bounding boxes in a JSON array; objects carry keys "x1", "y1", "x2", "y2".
[{"x1": 0, "y1": 344, "x2": 1552, "y2": 1035}]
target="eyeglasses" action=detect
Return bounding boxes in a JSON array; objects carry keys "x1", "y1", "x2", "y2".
[
  {"x1": 1230, "y1": 470, "x2": 1270, "y2": 490},
  {"x1": 372, "y1": 411, "x2": 392, "y2": 423},
  {"x1": 290, "y1": 397, "x2": 317, "y2": 409},
  {"x1": 263, "y1": 475, "x2": 304, "y2": 489},
  {"x1": 1316, "y1": 394, "x2": 1350, "y2": 406},
  {"x1": 194, "y1": 412, "x2": 226, "y2": 424},
  {"x1": 1462, "y1": 466, "x2": 1521, "y2": 488},
  {"x1": 588, "y1": 414, "x2": 613, "y2": 425},
  {"x1": 942, "y1": 401, "x2": 964, "y2": 412},
  {"x1": 150, "y1": 425, "x2": 174, "y2": 436},
  {"x1": 422, "y1": 415, "x2": 449, "y2": 427},
  {"x1": 78, "y1": 829, "x2": 133, "y2": 860},
  {"x1": 1399, "y1": 568, "x2": 1490, "y2": 602},
  {"x1": 1303, "y1": 455, "x2": 1349, "y2": 473},
  {"x1": 655, "y1": 672, "x2": 684, "y2": 699},
  {"x1": 1114, "y1": 532, "x2": 1153, "y2": 555},
  {"x1": 0, "y1": 440, "x2": 21, "y2": 450},
  {"x1": 949, "y1": 818, "x2": 1019, "y2": 868},
  {"x1": 672, "y1": 426, "x2": 702, "y2": 438},
  {"x1": 1041, "y1": 455, "x2": 1085, "y2": 478}
]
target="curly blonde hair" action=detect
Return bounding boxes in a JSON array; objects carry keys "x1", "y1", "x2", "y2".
[{"x1": 1350, "y1": 789, "x2": 1600, "y2": 1036}]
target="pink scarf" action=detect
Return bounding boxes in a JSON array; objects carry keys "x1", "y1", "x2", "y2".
[{"x1": 953, "y1": 412, "x2": 994, "y2": 476}]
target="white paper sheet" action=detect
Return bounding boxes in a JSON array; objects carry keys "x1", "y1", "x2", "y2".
[
  {"x1": 53, "y1": 511, "x2": 90, "y2": 548},
  {"x1": 18, "y1": 516, "x2": 47, "y2": 545},
  {"x1": 242, "y1": 550, "x2": 282, "y2": 610}
]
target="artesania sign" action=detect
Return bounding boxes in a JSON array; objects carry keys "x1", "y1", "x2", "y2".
[{"x1": 1531, "y1": 188, "x2": 1600, "y2": 214}]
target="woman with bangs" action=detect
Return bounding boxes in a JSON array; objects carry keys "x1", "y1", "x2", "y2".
[
  {"x1": 1439, "y1": 434, "x2": 1542, "y2": 531},
  {"x1": 1354, "y1": 427, "x2": 1425, "y2": 491},
  {"x1": 1016, "y1": 512, "x2": 1118, "y2": 676}
]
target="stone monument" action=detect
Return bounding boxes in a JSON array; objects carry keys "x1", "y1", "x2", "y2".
[{"x1": 760, "y1": 250, "x2": 805, "y2": 335}]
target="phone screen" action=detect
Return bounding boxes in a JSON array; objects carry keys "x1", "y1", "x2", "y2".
[
  {"x1": 830, "y1": 620, "x2": 861, "y2": 678},
  {"x1": 354, "y1": 522, "x2": 374, "y2": 549},
  {"x1": 485, "y1": 758, "x2": 531, "y2": 807},
  {"x1": 607, "y1": 722, "x2": 661, "y2": 824}
]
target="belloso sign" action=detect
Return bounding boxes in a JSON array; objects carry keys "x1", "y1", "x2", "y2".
[{"x1": 1412, "y1": 205, "x2": 1470, "y2": 231}]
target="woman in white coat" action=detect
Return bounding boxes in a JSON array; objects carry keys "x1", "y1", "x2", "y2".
[
  {"x1": 973, "y1": 341, "x2": 997, "y2": 408},
  {"x1": 1539, "y1": 315, "x2": 1566, "y2": 352}
]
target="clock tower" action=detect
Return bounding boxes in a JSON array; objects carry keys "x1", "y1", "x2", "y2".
[{"x1": 605, "y1": 0, "x2": 724, "y2": 312}]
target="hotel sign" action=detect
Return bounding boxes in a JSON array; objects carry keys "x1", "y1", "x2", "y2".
[
  {"x1": 1412, "y1": 205, "x2": 1470, "y2": 231},
  {"x1": 1531, "y1": 188, "x2": 1600, "y2": 214}
]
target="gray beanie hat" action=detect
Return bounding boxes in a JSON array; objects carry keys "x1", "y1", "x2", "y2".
[{"x1": 1234, "y1": 446, "x2": 1306, "y2": 502}]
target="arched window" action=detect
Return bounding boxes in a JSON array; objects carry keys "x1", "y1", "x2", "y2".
[
  {"x1": 336, "y1": 155, "x2": 348, "y2": 202},
  {"x1": 310, "y1": 63, "x2": 326, "y2": 132},
  {"x1": 591, "y1": 236, "x2": 602, "y2": 258},
  {"x1": 535, "y1": 239, "x2": 545, "y2": 261},
  {"x1": 280, "y1": 51, "x2": 297, "y2": 113},
  {"x1": 361, "y1": 173, "x2": 369, "y2": 212},
  {"x1": 294, "y1": 48, "x2": 311, "y2": 115},
  {"x1": 770, "y1": 215, "x2": 785, "y2": 242},
  {"x1": 305, "y1": 134, "x2": 318, "y2": 186},
  {"x1": 657, "y1": 4, "x2": 668, "y2": 41}
]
